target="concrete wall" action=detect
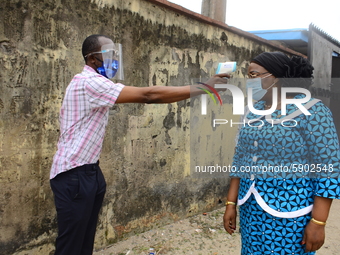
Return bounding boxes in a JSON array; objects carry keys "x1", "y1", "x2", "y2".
[
  {"x1": 308, "y1": 25, "x2": 340, "y2": 138},
  {"x1": 308, "y1": 25, "x2": 340, "y2": 106},
  {"x1": 330, "y1": 56, "x2": 340, "y2": 138},
  {"x1": 0, "y1": 0, "x2": 296, "y2": 254}
]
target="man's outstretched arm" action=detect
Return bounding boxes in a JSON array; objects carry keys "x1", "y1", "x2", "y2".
[{"x1": 115, "y1": 73, "x2": 229, "y2": 104}]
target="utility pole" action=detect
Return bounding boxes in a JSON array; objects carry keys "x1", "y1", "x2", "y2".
[{"x1": 201, "y1": 0, "x2": 227, "y2": 23}]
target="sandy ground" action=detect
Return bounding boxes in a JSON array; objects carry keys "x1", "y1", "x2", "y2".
[{"x1": 94, "y1": 199, "x2": 340, "y2": 255}]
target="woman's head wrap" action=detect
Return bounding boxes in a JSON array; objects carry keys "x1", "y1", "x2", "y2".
[{"x1": 252, "y1": 52, "x2": 314, "y2": 88}]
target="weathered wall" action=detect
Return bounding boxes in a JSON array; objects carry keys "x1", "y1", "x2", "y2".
[
  {"x1": 0, "y1": 0, "x2": 292, "y2": 254},
  {"x1": 330, "y1": 57, "x2": 340, "y2": 135},
  {"x1": 309, "y1": 26, "x2": 340, "y2": 106},
  {"x1": 308, "y1": 25, "x2": 340, "y2": 138}
]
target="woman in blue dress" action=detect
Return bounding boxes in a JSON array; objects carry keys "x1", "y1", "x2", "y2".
[{"x1": 223, "y1": 52, "x2": 340, "y2": 255}]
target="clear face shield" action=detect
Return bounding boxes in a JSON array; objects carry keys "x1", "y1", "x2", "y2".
[{"x1": 96, "y1": 43, "x2": 124, "y2": 80}]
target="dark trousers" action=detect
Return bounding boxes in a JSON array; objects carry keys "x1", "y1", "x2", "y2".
[{"x1": 50, "y1": 162, "x2": 106, "y2": 255}]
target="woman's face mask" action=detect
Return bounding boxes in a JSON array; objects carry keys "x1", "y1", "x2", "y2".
[{"x1": 246, "y1": 74, "x2": 276, "y2": 101}]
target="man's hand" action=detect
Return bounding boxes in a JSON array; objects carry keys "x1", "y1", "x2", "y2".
[
  {"x1": 302, "y1": 221, "x2": 325, "y2": 252},
  {"x1": 205, "y1": 73, "x2": 230, "y2": 91},
  {"x1": 223, "y1": 205, "x2": 237, "y2": 235}
]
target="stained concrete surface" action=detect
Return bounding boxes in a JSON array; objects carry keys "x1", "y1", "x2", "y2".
[{"x1": 94, "y1": 200, "x2": 340, "y2": 255}]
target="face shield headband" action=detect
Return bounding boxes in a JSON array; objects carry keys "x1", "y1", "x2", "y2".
[{"x1": 86, "y1": 43, "x2": 124, "y2": 80}]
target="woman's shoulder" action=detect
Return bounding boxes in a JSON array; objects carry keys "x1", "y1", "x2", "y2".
[
  {"x1": 305, "y1": 97, "x2": 332, "y2": 116},
  {"x1": 290, "y1": 94, "x2": 327, "y2": 114}
]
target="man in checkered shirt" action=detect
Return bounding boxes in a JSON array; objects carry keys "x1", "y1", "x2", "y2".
[{"x1": 50, "y1": 34, "x2": 228, "y2": 255}]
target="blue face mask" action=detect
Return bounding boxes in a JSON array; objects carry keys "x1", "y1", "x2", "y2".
[
  {"x1": 246, "y1": 75, "x2": 276, "y2": 101},
  {"x1": 97, "y1": 59, "x2": 119, "y2": 79}
]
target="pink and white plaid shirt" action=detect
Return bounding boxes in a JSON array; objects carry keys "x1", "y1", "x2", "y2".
[{"x1": 50, "y1": 65, "x2": 124, "y2": 179}]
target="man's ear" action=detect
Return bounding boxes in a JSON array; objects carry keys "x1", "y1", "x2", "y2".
[{"x1": 86, "y1": 54, "x2": 96, "y2": 65}]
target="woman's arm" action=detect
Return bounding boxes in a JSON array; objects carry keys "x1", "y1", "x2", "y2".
[
  {"x1": 301, "y1": 102, "x2": 340, "y2": 252},
  {"x1": 302, "y1": 196, "x2": 333, "y2": 252},
  {"x1": 223, "y1": 177, "x2": 240, "y2": 234}
]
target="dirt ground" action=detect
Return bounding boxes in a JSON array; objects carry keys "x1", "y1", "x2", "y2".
[{"x1": 94, "y1": 199, "x2": 340, "y2": 255}]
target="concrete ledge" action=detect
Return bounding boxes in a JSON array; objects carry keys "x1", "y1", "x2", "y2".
[{"x1": 145, "y1": 0, "x2": 306, "y2": 57}]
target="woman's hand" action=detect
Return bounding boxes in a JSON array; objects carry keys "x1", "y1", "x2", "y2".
[
  {"x1": 223, "y1": 205, "x2": 237, "y2": 235},
  {"x1": 302, "y1": 221, "x2": 325, "y2": 252},
  {"x1": 302, "y1": 196, "x2": 332, "y2": 252}
]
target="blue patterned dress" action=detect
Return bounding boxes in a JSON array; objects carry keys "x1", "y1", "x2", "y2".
[{"x1": 231, "y1": 94, "x2": 340, "y2": 255}]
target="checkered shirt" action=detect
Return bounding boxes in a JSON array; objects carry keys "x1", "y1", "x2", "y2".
[{"x1": 50, "y1": 65, "x2": 124, "y2": 179}]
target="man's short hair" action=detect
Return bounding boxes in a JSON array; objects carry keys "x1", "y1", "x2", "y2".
[{"x1": 82, "y1": 34, "x2": 111, "y2": 61}]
